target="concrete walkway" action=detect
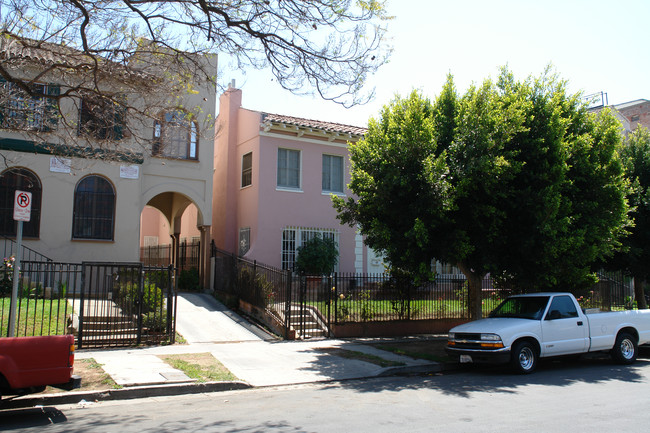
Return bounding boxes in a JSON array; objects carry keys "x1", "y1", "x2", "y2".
[
  {"x1": 174, "y1": 292, "x2": 274, "y2": 343},
  {"x1": 72, "y1": 293, "x2": 442, "y2": 389}
]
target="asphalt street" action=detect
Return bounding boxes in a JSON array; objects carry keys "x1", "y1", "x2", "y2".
[{"x1": 3, "y1": 355, "x2": 650, "y2": 432}]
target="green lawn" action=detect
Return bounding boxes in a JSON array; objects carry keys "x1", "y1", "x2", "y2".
[
  {"x1": 306, "y1": 297, "x2": 503, "y2": 322},
  {"x1": 0, "y1": 297, "x2": 69, "y2": 337}
]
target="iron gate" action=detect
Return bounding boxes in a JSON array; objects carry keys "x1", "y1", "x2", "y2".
[{"x1": 77, "y1": 262, "x2": 176, "y2": 349}]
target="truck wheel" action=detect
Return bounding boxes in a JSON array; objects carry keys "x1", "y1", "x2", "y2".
[
  {"x1": 510, "y1": 341, "x2": 538, "y2": 374},
  {"x1": 611, "y1": 332, "x2": 637, "y2": 365}
]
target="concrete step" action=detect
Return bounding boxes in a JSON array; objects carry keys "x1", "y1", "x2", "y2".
[
  {"x1": 81, "y1": 328, "x2": 139, "y2": 337},
  {"x1": 291, "y1": 322, "x2": 323, "y2": 330},
  {"x1": 82, "y1": 315, "x2": 136, "y2": 323},
  {"x1": 82, "y1": 319, "x2": 136, "y2": 326}
]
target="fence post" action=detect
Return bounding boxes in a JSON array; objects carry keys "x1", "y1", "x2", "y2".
[
  {"x1": 329, "y1": 273, "x2": 336, "y2": 337},
  {"x1": 253, "y1": 260, "x2": 257, "y2": 303},
  {"x1": 167, "y1": 264, "x2": 175, "y2": 344},
  {"x1": 284, "y1": 269, "x2": 292, "y2": 340},
  {"x1": 136, "y1": 266, "x2": 144, "y2": 345},
  {"x1": 333, "y1": 273, "x2": 338, "y2": 325},
  {"x1": 299, "y1": 273, "x2": 305, "y2": 339},
  {"x1": 407, "y1": 280, "x2": 412, "y2": 320},
  {"x1": 78, "y1": 263, "x2": 87, "y2": 349},
  {"x1": 231, "y1": 251, "x2": 237, "y2": 296}
]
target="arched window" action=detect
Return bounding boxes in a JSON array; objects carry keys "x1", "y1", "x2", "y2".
[
  {"x1": 72, "y1": 175, "x2": 115, "y2": 240},
  {"x1": 152, "y1": 110, "x2": 198, "y2": 160},
  {"x1": 0, "y1": 168, "x2": 42, "y2": 238}
]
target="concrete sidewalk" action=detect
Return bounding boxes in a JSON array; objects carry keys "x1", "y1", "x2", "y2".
[
  {"x1": 6, "y1": 294, "x2": 449, "y2": 407},
  {"x1": 77, "y1": 338, "x2": 442, "y2": 388}
]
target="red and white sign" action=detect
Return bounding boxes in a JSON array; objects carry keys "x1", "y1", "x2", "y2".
[{"x1": 13, "y1": 190, "x2": 32, "y2": 222}]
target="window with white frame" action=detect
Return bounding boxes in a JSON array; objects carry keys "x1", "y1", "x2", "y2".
[
  {"x1": 277, "y1": 148, "x2": 301, "y2": 189},
  {"x1": 241, "y1": 152, "x2": 252, "y2": 187},
  {"x1": 433, "y1": 260, "x2": 463, "y2": 275},
  {"x1": 281, "y1": 227, "x2": 339, "y2": 271},
  {"x1": 239, "y1": 227, "x2": 251, "y2": 256},
  {"x1": 153, "y1": 110, "x2": 198, "y2": 160},
  {"x1": 322, "y1": 154, "x2": 344, "y2": 193},
  {"x1": 143, "y1": 236, "x2": 159, "y2": 247}
]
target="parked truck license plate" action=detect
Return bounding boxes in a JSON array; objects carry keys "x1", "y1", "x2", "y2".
[{"x1": 460, "y1": 355, "x2": 472, "y2": 363}]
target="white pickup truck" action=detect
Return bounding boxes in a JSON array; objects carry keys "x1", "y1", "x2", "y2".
[{"x1": 446, "y1": 292, "x2": 650, "y2": 373}]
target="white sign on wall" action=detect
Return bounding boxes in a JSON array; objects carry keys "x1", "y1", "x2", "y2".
[
  {"x1": 13, "y1": 190, "x2": 32, "y2": 222},
  {"x1": 120, "y1": 165, "x2": 140, "y2": 179},
  {"x1": 50, "y1": 157, "x2": 72, "y2": 173}
]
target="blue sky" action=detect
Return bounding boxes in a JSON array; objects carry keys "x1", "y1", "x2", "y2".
[{"x1": 221, "y1": 0, "x2": 650, "y2": 127}]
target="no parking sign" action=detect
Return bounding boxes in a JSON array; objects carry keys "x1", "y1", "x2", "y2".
[{"x1": 13, "y1": 190, "x2": 32, "y2": 222}]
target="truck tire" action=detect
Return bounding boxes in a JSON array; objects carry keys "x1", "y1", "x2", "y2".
[
  {"x1": 510, "y1": 341, "x2": 538, "y2": 374},
  {"x1": 611, "y1": 332, "x2": 637, "y2": 365}
]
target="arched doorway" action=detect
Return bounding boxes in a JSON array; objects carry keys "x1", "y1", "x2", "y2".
[{"x1": 140, "y1": 192, "x2": 211, "y2": 289}]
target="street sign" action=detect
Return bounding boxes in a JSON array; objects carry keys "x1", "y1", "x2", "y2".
[{"x1": 13, "y1": 190, "x2": 32, "y2": 222}]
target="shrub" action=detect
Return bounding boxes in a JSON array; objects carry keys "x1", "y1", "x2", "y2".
[
  {"x1": 116, "y1": 280, "x2": 164, "y2": 315},
  {"x1": 178, "y1": 267, "x2": 200, "y2": 291},
  {"x1": 1, "y1": 256, "x2": 15, "y2": 296},
  {"x1": 238, "y1": 267, "x2": 276, "y2": 308},
  {"x1": 142, "y1": 312, "x2": 168, "y2": 332},
  {"x1": 294, "y1": 235, "x2": 338, "y2": 276}
]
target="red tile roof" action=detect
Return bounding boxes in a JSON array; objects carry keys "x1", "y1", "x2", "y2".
[
  {"x1": 262, "y1": 112, "x2": 366, "y2": 137},
  {"x1": 0, "y1": 33, "x2": 152, "y2": 80},
  {"x1": 1, "y1": 34, "x2": 92, "y2": 66}
]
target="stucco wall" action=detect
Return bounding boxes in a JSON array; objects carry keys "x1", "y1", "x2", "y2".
[
  {"x1": 3, "y1": 151, "x2": 142, "y2": 262},
  {"x1": 212, "y1": 87, "x2": 367, "y2": 273},
  {"x1": 1, "y1": 51, "x2": 217, "y2": 266},
  {"x1": 252, "y1": 134, "x2": 356, "y2": 272}
]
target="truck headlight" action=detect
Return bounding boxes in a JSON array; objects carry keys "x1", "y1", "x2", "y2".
[
  {"x1": 448, "y1": 332, "x2": 455, "y2": 340},
  {"x1": 480, "y1": 333, "x2": 504, "y2": 348}
]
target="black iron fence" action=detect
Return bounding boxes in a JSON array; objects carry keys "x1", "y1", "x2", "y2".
[
  {"x1": 1, "y1": 260, "x2": 176, "y2": 348},
  {"x1": 1, "y1": 234, "x2": 53, "y2": 263},
  {"x1": 141, "y1": 244, "x2": 172, "y2": 268},
  {"x1": 0, "y1": 261, "x2": 78, "y2": 338},
  {"x1": 575, "y1": 270, "x2": 635, "y2": 310},
  {"x1": 211, "y1": 244, "x2": 639, "y2": 339},
  {"x1": 141, "y1": 240, "x2": 200, "y2": 273},
  {"x1": 212, "y1": 246, "x2": 291, "y2": 331},
  {"x1": 330, "y1": 273, "x2": 496, "y2": 322}
]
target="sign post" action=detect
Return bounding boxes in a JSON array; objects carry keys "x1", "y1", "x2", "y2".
[{"x1": 9, "y1": 190, "x2": 31, "y2": 337}]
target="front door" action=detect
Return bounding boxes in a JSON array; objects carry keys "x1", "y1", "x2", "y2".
[{"x1": 541, "y1": 295, "x2": 588, "y2": 356}]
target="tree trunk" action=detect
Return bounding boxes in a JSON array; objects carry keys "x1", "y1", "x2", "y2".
[
  {"x1": 634, "y1": 276, "x2": 648, "y2": 309},
  {"x1": 457, "y1": 263, "x2": 484, "y2": 320}
]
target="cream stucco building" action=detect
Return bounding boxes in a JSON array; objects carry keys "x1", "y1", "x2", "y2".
[{"x1": 0, "y1": 36, "x2": 216, "y2": 286}]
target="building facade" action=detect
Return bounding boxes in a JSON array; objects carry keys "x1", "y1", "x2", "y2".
[
  {"x1": 0, "y1": 36, "x2": 216, "y2": 285},
  {"x1": 589, "y1": 98, "x2": 650, "y2": 134},
  {"x1": 612, "y1": 99, "x2": 650, "y2": 132},
  {"x1": 212, "y1": 86, "x2": 385, "y2": 274}
]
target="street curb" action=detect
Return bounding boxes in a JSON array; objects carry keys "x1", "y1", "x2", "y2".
[
  {"x1": 2, "y1": 364, "x2": 461, "y2": 409},
  {"x1": 2, "y1": 381, "x2": 251, "y2": 410}
]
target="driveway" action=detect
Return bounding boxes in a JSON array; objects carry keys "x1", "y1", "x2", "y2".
[{"x1": 174, "y1": 292, "x2": 275, "y2": 343}]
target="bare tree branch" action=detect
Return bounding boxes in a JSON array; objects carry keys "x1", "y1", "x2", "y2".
[{"x1": 2, "y1": 1, "x2": 391, "y2": 106}]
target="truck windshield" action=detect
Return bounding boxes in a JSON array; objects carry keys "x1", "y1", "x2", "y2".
[{"x1": 489, "y1": 296, "x2": 550, "y2": 320}]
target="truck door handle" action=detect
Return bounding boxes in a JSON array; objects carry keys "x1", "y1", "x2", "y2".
[{"x1": 577, "y1": 321, "x2": 583, "y2": 326}]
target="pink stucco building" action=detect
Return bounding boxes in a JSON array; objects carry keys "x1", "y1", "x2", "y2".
[{"x1": 212, "y1": 86, "x2": 385, "y2": 274}]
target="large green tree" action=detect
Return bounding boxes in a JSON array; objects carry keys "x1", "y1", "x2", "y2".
[
  {"x1": 609, "y1": 127, "x2": 650, "y2": 308},
  {"x1": 334, "y1": 69, "x2": 630, "y2": 319}
]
